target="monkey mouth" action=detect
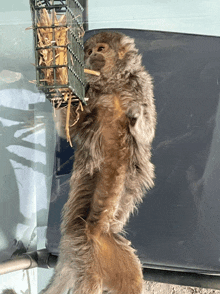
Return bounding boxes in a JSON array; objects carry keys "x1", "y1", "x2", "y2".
[
  {"x1": 90, "y1": 61, "x2": 105, "y2": 71},
  {"x1": 89, "y1": 55, "x2": 106, "y2": 71}
]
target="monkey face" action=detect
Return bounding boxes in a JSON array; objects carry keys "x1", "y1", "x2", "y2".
[
  {"x1": 84, "y1": 42, "x2": 117, "y2": 74},
  {"x1": 84, "y1": 32, "x2": 139, "y2": 84}
]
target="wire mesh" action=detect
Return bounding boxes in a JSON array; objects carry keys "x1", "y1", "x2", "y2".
[{"x1": 30, "y1": 0, "x2": 85, "y2": 107}]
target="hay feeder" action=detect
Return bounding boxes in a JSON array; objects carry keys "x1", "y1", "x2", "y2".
[{"x1": 30, "y1": 0, "x2": 86, "y2": 108}]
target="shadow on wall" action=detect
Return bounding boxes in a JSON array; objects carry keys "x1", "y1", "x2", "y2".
[{"x1": 0, "y1": 88, "x2": 55, "y2": 262}]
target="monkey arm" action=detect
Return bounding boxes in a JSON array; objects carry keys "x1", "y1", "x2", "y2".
[{"x1": 126, "y1": 70, "x2": 156, "y2": 145}]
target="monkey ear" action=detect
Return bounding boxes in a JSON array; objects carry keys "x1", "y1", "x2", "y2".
[
  {"x1": 118, "y1": 46, "x2": 128, "y2": 60},
  {"x1": 118, "y1": 36, "x2": 136, "y2": 60}
]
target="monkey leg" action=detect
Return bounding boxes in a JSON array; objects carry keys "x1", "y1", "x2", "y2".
[
  {"x1": 86, "y1": 161, "x2": 127, "y2": 235},
  {"x1": 42, "y1": 263, "x2": 103, "y2": 294},
  {"x1": 112, "y1": 179, "x2": 145, "y2": 233},
  {"x1": 41, "y1": 259, "x2": 76, "y2": 294},
  {"x1": 42, "y1": 234, "x2": 104, "y2": 294},
  {"x1": 72, "y1": 274, "x2": 103, "y2": 294}
]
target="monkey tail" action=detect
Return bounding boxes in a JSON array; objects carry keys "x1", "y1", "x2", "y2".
[
  {"x1": 42, "y1": 180, "x2": 145, "y2": 293},
  {"x1": 84, "y1": 230, "x2": 144, "y2": 294}
]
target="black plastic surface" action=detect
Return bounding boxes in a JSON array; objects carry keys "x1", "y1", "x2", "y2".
[{"x1": 46, "y1": 29, "x2": 220, "y2": 275}]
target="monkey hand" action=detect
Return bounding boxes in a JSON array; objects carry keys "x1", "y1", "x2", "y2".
[
  {"x1": 126, "y1": 103, "x2": 141, "y2": 127},
  {"x1": 127, "y1": 104, "x2": 154, "y2": 145}
]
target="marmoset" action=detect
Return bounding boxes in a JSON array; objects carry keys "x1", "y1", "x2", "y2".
[{"x1": 43, "y1": 31, "x2": 156, "y2": 294}]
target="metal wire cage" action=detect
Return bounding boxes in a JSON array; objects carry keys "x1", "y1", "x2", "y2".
[{"x1": 30, "y1": 0, "x2": 86, "y2": 107}]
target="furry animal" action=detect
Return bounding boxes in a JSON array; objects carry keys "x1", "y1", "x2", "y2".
[{"x1": 43, "y1": 31, "x2": 156, "y2": 294}]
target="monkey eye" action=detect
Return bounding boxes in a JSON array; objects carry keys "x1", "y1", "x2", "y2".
[
  {"x1": 97, "y1": 46, "x2": 105, "y2": 52},
  {"x1": 87, "y1": 49, "x2": 92, "y2": 55}
]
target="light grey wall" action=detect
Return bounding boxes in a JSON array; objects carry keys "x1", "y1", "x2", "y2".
[
  {"x1": 0, "y1": 1, "x2": 55, "y2": 293},
  {"x1": 88, "y1": 0, "x2": 220, "y2": 36}
]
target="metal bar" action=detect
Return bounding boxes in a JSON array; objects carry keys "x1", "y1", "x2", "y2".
[
  {"x1": 78, "y1": 0, "x2": 88, "y2": 30},
  {"x1": 143, "y1": 267, "x2": 220, "y2": 290},
  {"x1": 0, "y1": 255, "x2": 38, "y2": 275},
  {"x1": 36, "y1": 64, "x2": 68, "y2": 69},
  {"x1": 35, "y1": 25, "x2": 67, "y2": 29},
  {"x1": 34, "y1": 5, "x2": 67, "y2": 10},
  {"x1": 38, "y1": 84, "x2": 69, "y2": 89}
]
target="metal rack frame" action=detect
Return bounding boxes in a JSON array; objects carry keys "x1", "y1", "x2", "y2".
[{"x1": 29, "y1": 0, "x2": 86, "y2": 105}]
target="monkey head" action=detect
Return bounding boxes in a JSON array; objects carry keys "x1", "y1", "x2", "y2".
[
  {"x1": 84, "y1": 31, "x2": 140, "y2": 83},
  {"x1": 84, "y1": 42, "x2": 109, "y2": 72}
]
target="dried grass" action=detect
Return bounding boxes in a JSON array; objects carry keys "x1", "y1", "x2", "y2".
[
  {"x1": 37, "y1": 9, "x2": 99, "y2": 97},
  {"x1": 37, "y1": 9, "x2": 68, "y2": 91},
  {"x1": 36, "y1": 9, "x2": 99, "y2": 146},
  {"x1": 37, "y1": 9, "x2": 77, "y2": 146}
]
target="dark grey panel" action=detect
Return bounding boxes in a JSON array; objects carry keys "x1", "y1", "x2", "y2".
[{"x1": 46, "y1": 29, "x2": 220, "y2": 274}]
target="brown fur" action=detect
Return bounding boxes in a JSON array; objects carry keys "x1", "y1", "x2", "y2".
[{"x1": 43, "y1": 31, "x2": 156, "y2": 294}]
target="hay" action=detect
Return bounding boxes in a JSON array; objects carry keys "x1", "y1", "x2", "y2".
[
  {"x1": 37, "y1": 9, "x2": 74, "y2": 145},
  {"x1": 36, "y1": 9, "x2": 99, "y2": 146},
  {"x1": 37, "y1": 9, "x2": 68, "y2": 88},
  {"x1": 84, "y1": 69, "x2": 100, "y2": 76},
  {"x1": 37, "y1": 9, "x2": 100, "y2": 93}
]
